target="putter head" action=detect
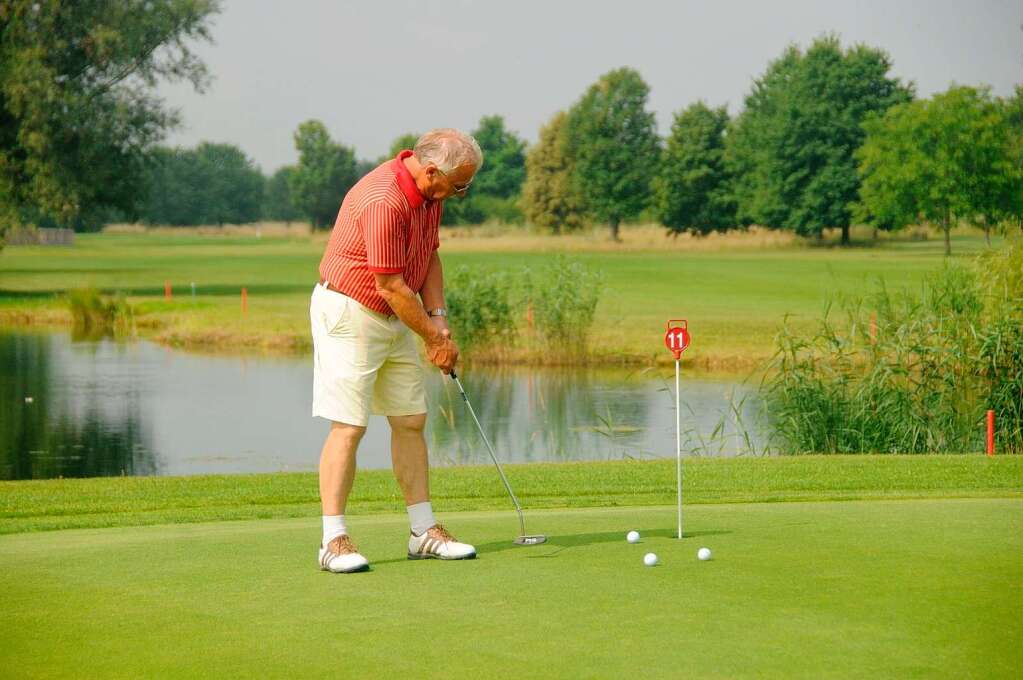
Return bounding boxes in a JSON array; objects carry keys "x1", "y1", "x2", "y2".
[{"x1": 514, "y1": 535, "x2": 547, "y2": 546}]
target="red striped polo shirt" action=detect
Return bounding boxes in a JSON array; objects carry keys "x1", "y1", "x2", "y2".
[{"x1": 318, "y1": 150, "x2": 442, "y2": 315}]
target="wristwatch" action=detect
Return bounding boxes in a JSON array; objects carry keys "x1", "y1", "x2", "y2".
[{"x1": 428, "y1": 308, "x2": 447, "y2": 317}]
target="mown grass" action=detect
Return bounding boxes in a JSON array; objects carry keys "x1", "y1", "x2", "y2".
[
  {"x1": 0, "y1": 226, "x2": 1003, "y2": 368},
  {"x1": 2, "y1": 500, "x2": 1021, "y2": 678},
  {"x1": 2, "y1": 455, "x2": 1019, "y2": 535}
]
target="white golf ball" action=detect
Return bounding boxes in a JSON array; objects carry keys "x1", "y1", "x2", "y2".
[
  {"x1": 643, "y1": 552, "x2": 658, "y2": 567},
  {"x1": 698, "y1": 547, "x2": 712, "y2": 561},
  {"x1": 626, "y1": 530, "x2": 640, "y2": 544}
]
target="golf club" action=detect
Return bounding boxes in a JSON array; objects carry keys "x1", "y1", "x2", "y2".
[{"x1": 449, "y1": 370, "x2": 547, "y2": 546}]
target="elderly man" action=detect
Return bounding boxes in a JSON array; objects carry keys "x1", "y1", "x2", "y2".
[{"x1": 310, "y1": 129, "x2": 481, "y2": 573}]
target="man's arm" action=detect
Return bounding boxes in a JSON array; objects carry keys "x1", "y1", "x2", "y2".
[
  {"x1": 419, "y1": 250, "x2": 450, "y2": 338},
  {"x1": 374, "y1": 271, "x2": 458, "y2": 373}
]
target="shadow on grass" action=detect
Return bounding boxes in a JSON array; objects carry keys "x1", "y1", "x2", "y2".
[
  {"x1": 0, "y1": 289, "x2": 65, "y2": 299},
  {"x1": 126, "y1": 283, "x2": 314, "y2": 297},
  {"x1": 370, "y1": 528, "x2": 733, "y2": 565},
  {"x1": 508, "y1": 528, "x2": 733, "y2": 558},
  {"x1": 804, "y1": 239, "x2": 883, "y2": 250}
]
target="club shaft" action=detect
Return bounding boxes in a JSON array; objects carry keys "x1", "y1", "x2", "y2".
[
  {"x1": 676, "y1": 358, "x2": 683, "y2": 539},
  {"x1": 452, "y1": 375, "x2": 527, "y2": 537}
]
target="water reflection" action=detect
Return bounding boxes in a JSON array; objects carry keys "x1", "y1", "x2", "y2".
[
  {"x1": 0, "y1": 332, "x2": 768, "y2": 481},
  {"x1": 0, "y1": 333, "x2": 155, "y2": 479},
  {"x1": 424, "y1": 367, "x2": 765, "y2": 466}
]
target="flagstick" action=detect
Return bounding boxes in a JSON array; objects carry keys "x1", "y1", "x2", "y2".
[
  {"x1": 676, "y1": 355, "x2": 683, "y2": 539},
  {"x1": 664, "y1": 320, "x2": 690, "y2": 541}
]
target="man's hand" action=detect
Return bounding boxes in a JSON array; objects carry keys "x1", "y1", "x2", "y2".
[
  {"x1": 430, "y1": 315, "x2": 451, "y2": 339},
  {"x1": 373, "y1": 271, "x2": 457, "y2": 373},
  {"x1": 426, "y1": 332, "x2": 459, "y2": 374}
]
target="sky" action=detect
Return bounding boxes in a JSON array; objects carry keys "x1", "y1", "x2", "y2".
[{"x1": 157, "y1": 0, "x2": 1023, "y2": 173}]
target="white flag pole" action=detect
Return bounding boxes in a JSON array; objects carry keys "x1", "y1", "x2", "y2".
[
  {"x1": 664, "y1": 320, "x2": 690, "y2": 541},
  {"x1": 676, "y1": 355, "x2": 683, "y2": 540}
]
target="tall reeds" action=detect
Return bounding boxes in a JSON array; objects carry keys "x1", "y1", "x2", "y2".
[
  {"x1": 446, "y1": 256, "x2": 603, "y2": 363},
  {"x1": 764, "y1": 236, "x2": 1023, "y2": 453},
  {"x1": 67, "y1": 288, "x2": 135, "y2": 340}
]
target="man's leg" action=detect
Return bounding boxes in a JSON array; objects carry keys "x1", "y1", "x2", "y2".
[
  {"x1": 319, "y1": 421, "x2": 366, "y2": 515},
  {"x1": 388, "y1": 413, "x2": 429, "y2": 506},
  {"x1": 316, "y1": 421, "x2": 371, "y2": 572},
  {"x1": 390, "y1": 413, "x2": 476, "y2": 560}
]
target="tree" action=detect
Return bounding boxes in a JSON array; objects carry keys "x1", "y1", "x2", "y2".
[
  {"x1": 471, "y1": 115, "x2": 526, "y2": 199},
  {"x1": 522, "y1": 111, "x2": 585, "y2": 233},
  {"x1": 856, "y1": 85, "x2": 1019, "y2": 255},
  {"x1": 0, "y1": 0, "x2": 220, "y2": 233},
  {"x1": 142, "y1": 147, "x2": 199, "y2": 225},
  {"x1": 263, "y1": 166, "x2": 301, "y2": 222},
  {"x1": 565, "y1": 67, "x2": 660, "y2": 241},
  {"x1": 192, "y1": 143, "x2": 263, "y2": 224},
  {"x1": 289, "y1": 120, "x2": 358, "y2": 228},
  {"x1": 654, "y1": 102, "x2": 734, "y2": 235},
  {"x1": 1002, "y1": 86, "x2": 1023, "y2": 233},
  {"x1": 384, "y1": 132, "x2": 420, "y2": 162},
  {"x1": 726, "y1": 36, "x2": 912, "y2": 243},
  {"x1": 141, "y1": 143, "x2": 263, "y2": 225},
  {"x1": 444, "y1": 115, "x2": 526, "y2": 225}
]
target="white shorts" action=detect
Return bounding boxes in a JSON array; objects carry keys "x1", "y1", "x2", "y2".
[{"x1": 310, "y1": 283, "x2": 427, "y2": 426}]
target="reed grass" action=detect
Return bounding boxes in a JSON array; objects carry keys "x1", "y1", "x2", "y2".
[
  {"x1": 447, "y1": 256, "x2": 603, "y2": 362},
  {"x1": 66, "y1": 288, "x2": 135, "y2": 340},
  {"x1": 764, "y1": 236, "x2": 1023, "y2": 453}
]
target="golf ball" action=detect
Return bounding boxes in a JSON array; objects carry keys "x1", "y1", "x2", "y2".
[
  {"x1": 643, "y1": 552, "x2": 658, "y2": 567},
  {"x1": 698, "y1": 547, "x2": 712, "y2": 561},
  {"x1": 626, "y1": 530, "x2": 640, "y2": 544}
]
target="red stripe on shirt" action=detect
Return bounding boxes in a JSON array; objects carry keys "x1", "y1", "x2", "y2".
[{"x1": 318, "y1": 151, "x2": 441, "y2": 315}]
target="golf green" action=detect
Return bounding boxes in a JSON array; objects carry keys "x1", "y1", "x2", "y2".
[{"x1": 2, "y1": 499, "x2": 1020, "y2": 678}]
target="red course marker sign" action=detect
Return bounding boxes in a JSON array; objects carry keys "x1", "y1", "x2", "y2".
[{"x1": 664, "y1": 319, "x2": 691, "y2": 360}]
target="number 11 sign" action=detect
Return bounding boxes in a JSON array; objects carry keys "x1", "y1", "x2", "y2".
[
  {"x1": 665, "y1": 319, "x2": 690, "y2": 539},
  {"x1": 664, "y1": 320, "x2": 691, "y2": 359}
]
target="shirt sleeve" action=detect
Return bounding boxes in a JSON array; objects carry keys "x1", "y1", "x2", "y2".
[{"x1": 359, "y1": 200, "x2": 407, "y2": 273}]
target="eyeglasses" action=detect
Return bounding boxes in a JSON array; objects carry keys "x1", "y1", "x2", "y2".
[{"x1": 437, "y1": 167, "x2": 473, "y2": 196}]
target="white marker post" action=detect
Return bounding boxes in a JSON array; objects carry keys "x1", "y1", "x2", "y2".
[{"x1": 664, "y1": 320, "x2": 691, "y2": 540}]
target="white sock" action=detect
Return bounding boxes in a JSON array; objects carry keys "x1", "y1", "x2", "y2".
[
  {"x1": 407, "y1": 501, "x2": 436, "y2": 536},
  {"x1": 322, "y1": 515, "x2": 347, "y2": 546}
]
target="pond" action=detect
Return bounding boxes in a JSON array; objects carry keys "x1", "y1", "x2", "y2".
[{"x1": 0, "y1": 332, "x2": 769, "y2": 480}]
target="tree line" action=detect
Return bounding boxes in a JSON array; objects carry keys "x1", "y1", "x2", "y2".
[
  {"x1": 136, "y1": 114, "x2": 528, "y2": 230},
  {"x1": 2, "y1": 2, "x2": 1020, "y2": 253}
]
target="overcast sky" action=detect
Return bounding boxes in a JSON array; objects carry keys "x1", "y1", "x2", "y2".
[{"x1": 157, "y1": 0, "x2": 1023, "y2": 173}]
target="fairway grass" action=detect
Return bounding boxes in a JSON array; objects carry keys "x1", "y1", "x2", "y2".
[
  {"x1": 3, "y1": 455, "x2": 1021, "y2": 535},
  {"x1": 0, "y1": 229, "x2": 1003, "y2": 368},
  {"x1": 2, "y1": 499, "x2": 1020, "y2": 678}
]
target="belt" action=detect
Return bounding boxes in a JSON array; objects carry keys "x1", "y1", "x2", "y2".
[{"x1": 319, "y1": 279, "x2": 398, "y2": 320}]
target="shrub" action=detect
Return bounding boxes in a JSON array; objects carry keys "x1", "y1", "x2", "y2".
[
  {"x1": 763, "y1": 237, "x2": 1023, "y2": 453},
  {"x1": 524, "y1": 256, "x2": 603, "y2": 355},
  {"x1": 67, "y1": 288, "x2": 134, "y2": 340},
  {"x1": 445, "y1": 266, "x2": 516, "y2": 352},
  {"x1": 977, "y1": 234, "x2": 1023, "y2": 450}
]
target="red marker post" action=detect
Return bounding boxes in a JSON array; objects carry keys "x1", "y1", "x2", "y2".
[
  {"x1": 664, "y1": 320, "x2": 691, "y2": 539},
  {"x1": 987, "y1": 410, "x2": 995, "y2": 457}
]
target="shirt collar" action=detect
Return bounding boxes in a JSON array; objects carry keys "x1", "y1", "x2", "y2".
[{"x1": 391, "y1": 150, "x2": 427, "y2": 210}]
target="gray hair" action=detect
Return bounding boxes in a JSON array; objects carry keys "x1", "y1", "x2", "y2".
[{"x1": 413, "y1": 128, "x2": 483, "y2": 174}]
